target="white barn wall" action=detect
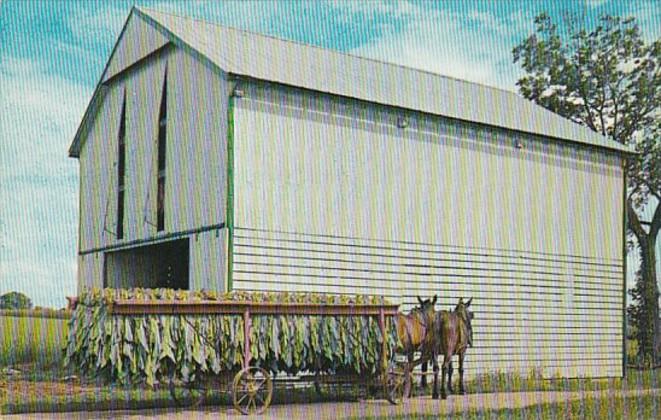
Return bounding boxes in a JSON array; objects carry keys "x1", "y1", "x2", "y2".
[
  {"x1": 168, "y1": 48, "x2": 228, "y2": 233},
  {"x1": 77, "y1": 46, "x2": 229, "y2": 292},
  {"x1": 232, "y1": 85, "x2": 622, "y2": 258},
  {"x1": 76, "y1": 83, "x2": 116, "y2": 291},
  {"x1": 77, "y1": 253, "x2": 104, "y2": 290},
  {"x1": 78, "y1": 51, "x2": 168, "y2": 254},
  {"x1": 78, "y1": 80, "x2": 122, "y2": 254},
  {"x1": 189, "y1": 228, "x2": 228, "y2": 291},
  {"x1": 231, "y1": 82, "x2": 624, "y2": 378},
  {"x1": 126, "y1": 56, "x2": 166, "y2": 242}
]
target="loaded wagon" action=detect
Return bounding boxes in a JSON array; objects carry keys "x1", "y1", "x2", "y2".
[{"x1": 65, "y1": 289, "x2": 412, "y2": 415}]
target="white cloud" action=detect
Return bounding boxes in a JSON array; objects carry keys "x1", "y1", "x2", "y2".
[
  {"x1": 69, "y1": 4, "x2": 127, "y2": 47},
  {"x1": 0, "y1": 55, "x2": 88, "y2": 307},
  {"x1": 349, "y1": 5, "x2": 528, "y2": 91}
]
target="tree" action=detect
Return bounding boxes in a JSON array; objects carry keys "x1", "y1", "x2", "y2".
[
  {"x1": 0, "y1": 291, "x2": 33, "y2": 310},
  {"x1": 512, "y1": 14, "x2": 660, "y2": 364}
]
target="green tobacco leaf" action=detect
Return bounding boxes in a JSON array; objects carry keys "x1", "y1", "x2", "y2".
[{"x1": 65, "y1": 289, "x2": 396, "y2": 383}]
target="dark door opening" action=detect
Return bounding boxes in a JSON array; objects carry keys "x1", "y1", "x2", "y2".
[{"x1": 104, "y1": 239, "x2": 189, "y2": 289}]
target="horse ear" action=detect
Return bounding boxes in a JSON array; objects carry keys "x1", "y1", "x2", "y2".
[
  {"x1": 417, "y1": 296, "x2": 423, "y2": 305},
  {"x1": 458, "y1": 297, "x2": 464, "y2": 305},
  {"x1": 466, "y1": 297, "x2": 472, "y2": 307},
  {"x1": 432, "y1": 295, "x2": 437, "y2": 305}
]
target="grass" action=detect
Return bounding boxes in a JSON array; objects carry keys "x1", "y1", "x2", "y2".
[
  {"x1": 407, "y1": 367, "x2": 660, "y2": 397},
  {"x1": 0, "y1": 308, "x2": 72, "y2": 320},
  {"x1": 0, "y1": 314, "x2": 69, "y2": 367},
  {"x1": 359, "y1": 393, "x2": 661, "y2": 419},
  {"x1": 1, "y1": 379, "x2": 175, "y2": 415}
]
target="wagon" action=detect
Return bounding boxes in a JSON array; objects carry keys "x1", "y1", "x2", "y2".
[{"x1": 110, "y1": 299, "x2": 409, "y2": 414}]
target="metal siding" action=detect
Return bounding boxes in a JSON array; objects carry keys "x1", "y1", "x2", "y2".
[
  {"x1": 78, "y1": 83, "x2": 122, "y2": 253},
  {"x1": 169, "y1": 48, "x2": 228, "y2": 233},
  {"x1": 125, "y1": 58, "x2": 166, "y2": 242},
  {"x1": 231, "y1": 85, "x2": 624, "y2": 378},
  {"x1": 103, "y1": 13, "x2": 170, "y2": 82},
  {"x1": 233, "y1": 92, "x2": 623, "y2": 258},
  {"x1": 189, "y1": 228, "x2": 228, "y2": 292},
  {"x1": 234, "y1": 230, "x2": 623, "y2": 379},
  {"x1": 77, "y1": 253, "x2": 104, "y2": 292}
]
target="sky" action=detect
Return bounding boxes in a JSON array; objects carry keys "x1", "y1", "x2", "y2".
[{"x1": 0, "y1": 0, "x2": 659, "y2": 308}]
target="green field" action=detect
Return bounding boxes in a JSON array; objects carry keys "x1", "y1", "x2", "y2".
[{"x1": 0, "y1": 314, "x2": 69, "y2": 367}]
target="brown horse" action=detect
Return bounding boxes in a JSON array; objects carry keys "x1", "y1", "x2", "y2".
[
  {"x1": 395, "y1": 295, "x2": 438, "y2": 395},
  {"x1": 434, "y1": 297, "x2": 474, "y2": 399}
]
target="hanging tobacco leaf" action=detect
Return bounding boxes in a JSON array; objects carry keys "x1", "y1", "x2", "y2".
[{"x1": 64, "y1": 288, "x2": 398, "y2": 385}]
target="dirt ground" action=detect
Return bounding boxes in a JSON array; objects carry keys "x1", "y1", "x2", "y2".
[{"x1": 5, "y1": 388, "x2": 661, "y2": 420}]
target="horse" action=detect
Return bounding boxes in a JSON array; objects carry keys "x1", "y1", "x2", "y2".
[
  {"x1": 433, "y1": 297, "x2": 474, "y2": 400},
  {"x1": 395, "y1": 295, "x2": 438, "y2": 396}
]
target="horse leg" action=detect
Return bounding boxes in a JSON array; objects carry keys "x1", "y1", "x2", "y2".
[
  {"x1": 421, "y1": 360, "x2": 428, "y2": 389},
  {"x1": 458, "y1": 352, "x2": 466, "y2": 395},
  {"x1": 447, "y1": 359, "x2": 454, "y2": 394},
  {"x1": 405, "y1": 352, "x2": 413, "y2": 398},
  {"x1": 432, "y1": 350, "x2": 440, "y2": 399},
  {"x1": 440, "y1": 355, "x2": 448, "y2": 400}
]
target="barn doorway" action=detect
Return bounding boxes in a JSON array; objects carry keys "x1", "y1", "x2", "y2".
[{"x1": 104, "y1": 239, "x2": 189, "y2": 289}]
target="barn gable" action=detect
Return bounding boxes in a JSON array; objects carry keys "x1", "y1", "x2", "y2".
[{"x1": 102, "y1": 12, "x2": 170, "y2": 83}]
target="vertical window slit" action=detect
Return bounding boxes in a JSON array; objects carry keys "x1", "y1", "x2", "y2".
[
  {"x1": 116, "y1": 90, "x2": 127, "y2": 240},
  {"x1": 157, "y1": 70, "x2": 167, "y2": 232}
]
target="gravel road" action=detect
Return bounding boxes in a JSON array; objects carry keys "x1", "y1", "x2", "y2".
[{"x1": 5, "y1": 388, "x2": 660, "y2": 419}]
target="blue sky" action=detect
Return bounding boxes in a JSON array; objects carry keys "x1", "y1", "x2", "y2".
[{"x1": 0, "y1": 0, "x2": 659, "y2": 308}]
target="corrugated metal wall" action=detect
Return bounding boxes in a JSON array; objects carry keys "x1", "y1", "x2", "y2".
[{"x1": 231, "y1": 82, "x2": 624, "y2": 378}]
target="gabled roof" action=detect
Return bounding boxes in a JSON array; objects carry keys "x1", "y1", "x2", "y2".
[{"x1": 69, "y1": 6, "x2": 633, "y2": 157}]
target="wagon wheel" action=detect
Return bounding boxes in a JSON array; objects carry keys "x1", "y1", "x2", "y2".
[
  {"x1": 168, "y1": 372, "x2": 208, "y2": 408},
  {"x1": 384, "y1": 360, "x2": 411, "y2": 405},
  {"x1": 232, "y1": 367, "x2": 273, "y2": 415}
]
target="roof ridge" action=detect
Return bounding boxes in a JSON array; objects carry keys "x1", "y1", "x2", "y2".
[{"x1": 135, "y1": 6, "x2": 522, "y2": 97}]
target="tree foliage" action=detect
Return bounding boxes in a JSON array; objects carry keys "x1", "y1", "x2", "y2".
[
  {"x1": 0, "y1": 291, "x2": 33, "y2": 310},
  {"x1": 513, "y1": 13, "x2": 660, "y2": 363}
]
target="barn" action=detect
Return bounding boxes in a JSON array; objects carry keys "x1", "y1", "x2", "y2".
[{"x1": 69, "y1": 7, "x2": 632, "y2": 379}]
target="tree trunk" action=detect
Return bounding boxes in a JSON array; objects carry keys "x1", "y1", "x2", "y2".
[
  {"x1": 627, "y1": 199, "x2": 661, "y2": 363},
  {"x1": 639, "y1": 237, "x2": 660, "y2": 362}
]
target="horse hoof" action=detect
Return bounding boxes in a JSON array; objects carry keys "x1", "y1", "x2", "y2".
[
  {"x1": 432, "y1": 393, "x2": 439, "y2": 400},
  {"x1": 441, "y1": 394, "x2": 448, "y2": 400},
  {"x1": 459, "y1": 390, "x2": 466, "y2": 395}
]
